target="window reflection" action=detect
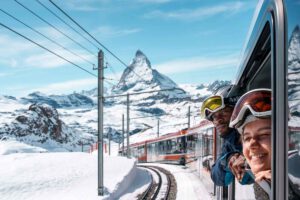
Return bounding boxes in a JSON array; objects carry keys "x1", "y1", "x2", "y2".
[{"x1": 288, "y1": 23, "x2": 300, "y2": 199}]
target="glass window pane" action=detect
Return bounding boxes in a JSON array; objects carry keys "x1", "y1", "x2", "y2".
[{"x1": 286, "y1": 1, "x2": 300, "y2": 199}]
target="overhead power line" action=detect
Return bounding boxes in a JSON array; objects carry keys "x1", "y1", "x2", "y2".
[
  {"x1": 0, "y1": 22, "x2": 97, "y2": 77},
  {"x1": 131, "y1": 114, "x2": 170, "y2": 120},
  {"x1": 104, "y1": 79, "x2": 117, "y2": 88},
  {"x1": 14, "y1": 0, "x2": 96, "y2": 57},
  {"x1": 104, "y1": 87, "x2": 185, "y2": 98},
  {"x1": 35, "y1": 0, "x2": 99, "y2": 50},
  {"x1": 0, "y1": 8, "x2": 95, "y2": 66},
  {"x1": 104, "y1": 55, "x2": 120, "y2": 81},
  {"x1": 48, "y1": 0, "x2": 149, "y2": 83}
]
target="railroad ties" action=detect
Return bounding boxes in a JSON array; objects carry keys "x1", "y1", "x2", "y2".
[{"x1": 137, "y1": 165, "x2": 177, "y2": 200}]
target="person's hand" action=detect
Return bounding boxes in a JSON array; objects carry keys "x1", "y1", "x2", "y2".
[
  {"x1": 255, "y1": 170, "x2": 271, "y2": 182},
  {"x1": 228, "y1": 153, "x2": 246, "y2": 181}
]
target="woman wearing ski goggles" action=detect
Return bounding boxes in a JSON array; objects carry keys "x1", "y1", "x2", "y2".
[{"x1": 229, "y1": 89, "x2": 272, "y2": 198}]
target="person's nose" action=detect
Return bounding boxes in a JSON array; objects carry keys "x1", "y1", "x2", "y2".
[
  {"x1": 213, "y1": 116, "x2": 224, "y2": 124},
  {"x1": 249, "y1": 137, "x2": 259, "y2": 148}
]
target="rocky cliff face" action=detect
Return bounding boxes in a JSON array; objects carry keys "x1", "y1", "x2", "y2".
[{"x1": 0, "y1": 104, "x2": 92, "y2": 151}]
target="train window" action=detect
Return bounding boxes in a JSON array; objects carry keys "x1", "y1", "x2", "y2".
[
  {"x1": 166, "y1": 140, "x2": 172, "y2": 154},
  {"x1": 232, "y1": 7, "x2": 273, "y2": 199},
  {"x1": 286, "y1": 1, "x2": 300, "y2": 199}
]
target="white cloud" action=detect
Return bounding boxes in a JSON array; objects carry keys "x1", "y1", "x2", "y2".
[
  {"x1": 0, "y1": 31, "x2": 96, "y2": 69},
  {"x1": 0, "y1": 72, "x2": 11, "y2": 77},
  {"x1": 0, "y1": 34, "x2": 35, "y2": 57},
  {"x1": 145, "y1": 2, "x2": 248, "y2": 20},
  {"x1": 94, "y1": 26, "x2": 141, "y2": 38},
  {"x1": 23, "y1": 50, "x2": 95, "y2": 69},
  {"x1": 26, "y1": 78, "x2": 97, "y2": 95},
  {"x1": 154, "y1": 53, "x2": 239, "y2": 75}
]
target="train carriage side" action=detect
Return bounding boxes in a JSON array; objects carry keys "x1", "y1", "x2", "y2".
[
  {"x1": 130, "y1": 141, "x2": 147, "y2": 163},
  {"x1": 146, "y1": 130, "x2": 187, "y2": 165},
  {"x1": 185, "y1": 120, "x2": 215, "y2": 165}
]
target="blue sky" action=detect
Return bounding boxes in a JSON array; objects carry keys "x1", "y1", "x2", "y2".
[{"x1": 0, "y1": 0, "x2": 257, "y2": 97}]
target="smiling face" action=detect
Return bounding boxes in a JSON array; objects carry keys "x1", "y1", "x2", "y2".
[
  {"x1": 242, "y1": 118, "x2": 271, "y2": 175},
  {"x1": 211, "y1": 106, "x2": 233, "y2": 137}
]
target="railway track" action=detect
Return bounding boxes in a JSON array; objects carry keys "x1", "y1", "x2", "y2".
[{"x1": 137, "y1": 165, "x2": 177, "y2": 200}]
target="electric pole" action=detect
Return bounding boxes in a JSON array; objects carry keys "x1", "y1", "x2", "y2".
[
  {"x1": 126, "y1": 93, "x2": 130, "y2": 158},
  {"x1": 157, "y1": 119, "x2": 160, "y2": 137},
  {"x1": 188, "y1": 106, "x2": 190, "y2": 128},
  {"x1": 109, "y1": 134, "x2": 111, "y2": 156},
  {"x1": 122, "y1": 114, "x2": 124, "y2": 156},
  {"x1": 97, "y1": 50, "x2": 104, "y2": 196}
]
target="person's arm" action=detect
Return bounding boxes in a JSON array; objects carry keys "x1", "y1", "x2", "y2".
[
  {"x1": 211, "y1": 152, "x2": 234, "y2": 186},
  {"x1": 228, "y1": 153, "x2": 255, "y2": 185}
]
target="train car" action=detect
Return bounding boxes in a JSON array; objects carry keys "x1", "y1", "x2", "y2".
[
  {"x1": 146, "y1": 129, "x2": 187, "y2": 165},
  {"x1": 225, "y1": 0, "x2": 300, "y2": 199},
  {"x1": 125, "y1": 119, "x2": 215, "y2": 166},
  {"x1": 130, "y1": 141, "x2": 147, "y2": 163}
]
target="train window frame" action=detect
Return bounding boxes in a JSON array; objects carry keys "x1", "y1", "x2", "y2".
[
  {"x1": 238, "y1": 20, "x2": 274, "y2": 200},
  {"x1": 230, "y1": 0, "x2": 287, "y2": 199},
  {"x1": 240, "y1": 0, "x2": 289, "y2": 199}
]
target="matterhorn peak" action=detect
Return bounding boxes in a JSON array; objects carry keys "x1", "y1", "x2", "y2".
[
  {"x1": 112, "y1": 50, "x2": 180, "y2": 94},
  {"x1": 130, "y1": 50, "x2": 151, "y2": 69},
  {"x1": 136, "y1": 49, "x2": 146, "y2": 58}
]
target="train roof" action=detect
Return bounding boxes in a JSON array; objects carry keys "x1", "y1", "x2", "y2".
[
  {"x1": 146, "y1": 130, "x2": 186, "y2": 144},
  {"x1": 186, "y1": 120, "x2": 214, "y2": 135}
]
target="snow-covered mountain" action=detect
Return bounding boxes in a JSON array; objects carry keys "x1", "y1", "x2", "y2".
[
  {"x1": 288, "y1": 25, "x2": 300, "y2": 118},
  {"x1": 21, "y1": 91, "x2": 94, "y2": 108},
  {"x1": 112, "y1": 50, "x2": 188, "y2": 102},
  {"x1": 0, "y1": 104, "x2": 96, "y2": 151},
  {"x1": 0, "y1": 49, "x2": 233, "y2": 152}
]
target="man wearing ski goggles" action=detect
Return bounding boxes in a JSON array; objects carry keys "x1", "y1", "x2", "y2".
[{"x1": 201, "y1": 86, "x2": 254, "y2": 186}]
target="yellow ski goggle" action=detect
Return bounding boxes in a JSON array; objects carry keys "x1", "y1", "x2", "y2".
[{"x1": 200, "y1": 95, "x2": 225, "y2": 120}]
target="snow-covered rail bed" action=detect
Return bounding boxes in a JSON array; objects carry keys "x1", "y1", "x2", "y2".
[{"x1": 137, "y1": 165, "x2": 177, "y2": 200}]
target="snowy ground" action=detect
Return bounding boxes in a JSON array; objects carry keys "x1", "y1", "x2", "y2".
[
  {"x1": 0, "y1": 139, "x2": 214, "y2": 200},
  {"x1": 0, "y1": 140, "x2": 149, "y2": 200}
]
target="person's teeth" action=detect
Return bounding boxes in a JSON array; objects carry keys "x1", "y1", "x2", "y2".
[{"x1": 251, "y1": 154, "x2": 264, "y2": 158}]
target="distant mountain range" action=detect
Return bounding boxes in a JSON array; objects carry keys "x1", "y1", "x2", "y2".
[{"x1": 0, "y1": 50, "x2": 232, "y2": 152}]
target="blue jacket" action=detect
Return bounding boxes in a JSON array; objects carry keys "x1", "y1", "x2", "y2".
[{"x1": 211, "y1": 129, "x2": 254, "y2": 186}]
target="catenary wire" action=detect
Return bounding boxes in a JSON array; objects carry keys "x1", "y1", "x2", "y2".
[
  {"x1": 14, "y1": 0, "x2": 96, "y2": 57},
  {"x1": 105, "y1": 60, "x2": 121, "y2": 82},
  {"x1": 131, "y1": 114, "x2": 170, "y2": 120},
  {"x1": 0, "y1": 22, "x2": 97, "y2": 77},
  {"x1": 0, "y1": 8, "x2": 95, "y2": 66},
  {"x1": 35, "y1": 0, "x2": 99, "y2": 50},
  {"x1": 48, "y1": 0, "x2": 149, "y2": 83},
  {"x1": 104, "y1": 79, "x2": 117, "y2": 88}
]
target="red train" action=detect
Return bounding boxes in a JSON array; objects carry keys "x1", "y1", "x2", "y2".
[{"x1": 121, "y1": 119, "x2": 216, "y2": 166}]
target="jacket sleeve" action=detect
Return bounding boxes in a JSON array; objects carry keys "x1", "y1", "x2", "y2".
[
  {"x1": 211, "y1": 154, "x2": 255, "y2": 186},
  {"x1": 211, "y1": 152, "x2": 234, "y2": 186}
]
